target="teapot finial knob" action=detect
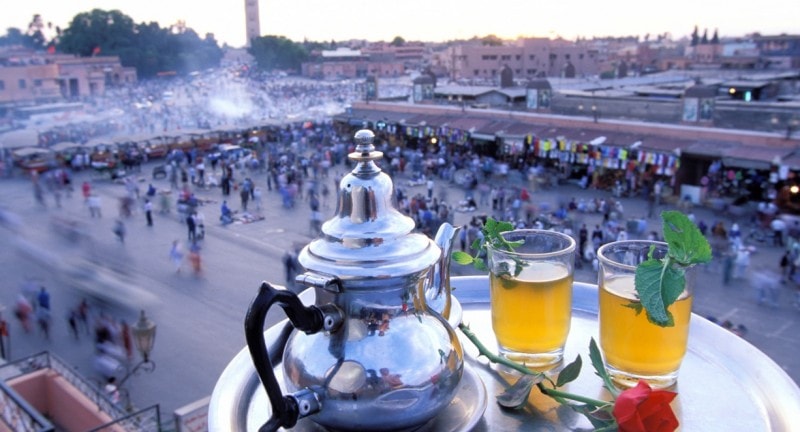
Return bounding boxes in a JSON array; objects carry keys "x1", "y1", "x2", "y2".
[
  {"x1": 349, "y1": 129, "x2": 383, "y2": 167},
  {"x1": 354, "y1": 129, "x2": 374, "y2": 151}
]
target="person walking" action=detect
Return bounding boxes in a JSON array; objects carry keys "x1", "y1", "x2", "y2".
[
  {"x1": 186, "y1": 212, "x2": 197, "y2": 241},
  {"x1": 14, "y1": 294, "x2": 33, "y2": 333},
  {"x1": 189, "y1": 242, "x2": 203, "y2": 276},
  {"x1": 77, "y1": 299, "x2": 90, "y2": 335},
  {"x1": 104, "y1": 377, "x2": 121, "y2": 404},
  {"x1": 36, "y1": 286, "x2": 51, "y2": 339},
  {"x1": 240, "y1": 186, "x2": 250, "y2": 212},
  {"x1": 170, "y1": 240, "x2": 184, "y2": 274},
  {"x1": 67, "y1": 309, "x2": 80, "y2": 340},
  {"x1": 144, "y1": 199, "x2": 153, "y2": 227},
  {"x1": 579, "y1": 224, "x2": 588, "y2": 261},
  {"x1": 253, "y1": 186, "x2": 263, "y2": 212},
  {"x1": 591, "y1": 224, "x2": 604, "y2": 250},
  {"x1": 113, "y1": 219, "x2": 126, "y2": 243},
  {"x1": 194, "y1": 211, "x2": 205, "y2": 240},
  {"x1": 771, "y1": 217, "x2": 786, "y2": 247},
  {"x1": 120, "y1": 321, "x2": 133, "y2": 360},
  {"x1": 37, "y1": 286, "x2": 50, "y2": 311},
  {"x1": 88, "y1": 194, "x2": 102, "y2": 218},
  {"x1": 196, "y1": 160, "x2": 205, "y2": 186},
  {"x1": 81, "y1": 181, "x2": 92, "y2": 202},
  {"x1": 36, "y1": 306, "x2": 51, "y2": 340}
]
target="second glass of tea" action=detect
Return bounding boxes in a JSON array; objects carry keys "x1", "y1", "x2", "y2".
[
  {"x1": 486, "y1": 229, "x2": 576, "y2": 368},
  {"x1": 597, "y1": 240, "x2": 694, "y2": 389}
]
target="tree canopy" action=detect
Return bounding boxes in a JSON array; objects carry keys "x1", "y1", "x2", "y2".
[
  {"x1": 481, "y1": 34, "x2": 504, "y2": 46},
  {"x1": 0, "y1": 14, "x2": 48, "y2": 49},
  {"x1": 56, "y1": 9, "x2": 223, "y2": 78},
  {"x1": 247, "y1": 35, "x2": 310, "y2": 72},
  {"x1": 1, "y1": 10, "x2": 223, "y2": 79}
]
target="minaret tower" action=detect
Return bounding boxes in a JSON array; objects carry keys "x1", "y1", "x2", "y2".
[{"x1": 244, "y1": 0, "x2": 261, "y2": 46}]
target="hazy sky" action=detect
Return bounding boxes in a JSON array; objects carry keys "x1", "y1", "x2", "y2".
[{"x1": 2, "y1": 0, "x2": 798, "y2": 48}]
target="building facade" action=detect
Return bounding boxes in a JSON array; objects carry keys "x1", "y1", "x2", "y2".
[
  {"x1": 300, "y1": 48, "x2": 404, "y2": 80},
  {"x1": 0, "y1": 48, "x2": 136, "y2": 110},
  {"x1": 361, "y1": 42, "x2": 426, "y2": 69},
  {"x1": 754, "y1": 34, "x2": 800, "y2": 69},
  {"x1": 447, "y1": 38, "x2": 604, "y2": 82}
]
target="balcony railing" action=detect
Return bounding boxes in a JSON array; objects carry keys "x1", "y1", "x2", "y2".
[
  {"x1": 0, "y1": 380, "x2": 54, "y2": 432},
  {"x1": 88, "y1": 405, "x2": 162, "y2": 432},
  {"x1": 0, "y1": 351, "x2": 161, "y2": 432}
]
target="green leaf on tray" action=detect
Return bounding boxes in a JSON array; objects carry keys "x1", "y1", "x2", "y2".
[
  {"x1": 588, "y1": 338, "x2": 619, "y2": 397},
  {"x1": 570, "y1": 404, "x2": 615, "y2": 430},
  {"x1": 497, "y1": 374, "x2": 538, "y2": 409},
  {"x1": 588, "y1": 338, "x2": 606, "y2": 382},
  {"x1": 556, "y1": 355, "x2": 583, "y2": 388}
]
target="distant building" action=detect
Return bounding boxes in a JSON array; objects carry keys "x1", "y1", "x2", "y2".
[
  {"x1": 300, "y1": 47, "x2": 403, "y2": 80},
  {"x1": 0, "y1": 47, "x2": 136, "y2": 110},
  {"x1": 361, "y1": 42, "x2": 425, "y2": 69},
  {"x1": 447, "y1": 38, "x2": 604, "y2": 82},
  {"x1": 244, "y1": 0, "x2": 261, "y2": 47},
  {"x1": 753, "y1": 34, "x2": 800, "y2": 69}
]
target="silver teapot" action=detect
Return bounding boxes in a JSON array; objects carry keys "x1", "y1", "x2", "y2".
[{"x1": 245, "y1": 129, "x2": 463, "y2": 431}]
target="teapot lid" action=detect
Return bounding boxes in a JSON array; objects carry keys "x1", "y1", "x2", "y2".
[{"x1": 297, "y1": 129, "x2": 440, "y2": 287}]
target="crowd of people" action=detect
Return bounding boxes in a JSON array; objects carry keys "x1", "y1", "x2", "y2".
[{"x1": 4, "y1": 64, "x2": 800, "y2": 395}]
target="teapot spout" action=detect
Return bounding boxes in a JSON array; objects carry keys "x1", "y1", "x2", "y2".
[{"x1": 428, "y1": 222, "x2": 461, "y2": 322}]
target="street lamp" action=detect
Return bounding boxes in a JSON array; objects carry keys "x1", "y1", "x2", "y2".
[
  {"x1": 591, "y1": 105, "x2": 599, "y2": 123},
  {"x1": 113, "y1": 310, "x2": 156, "y2": 412},
  {"x1": 132, "y1": 310, "x2": 157, "y2": 362},
  {"x1": 118, "y1": 310, "x2": 157, "y2": 387}
]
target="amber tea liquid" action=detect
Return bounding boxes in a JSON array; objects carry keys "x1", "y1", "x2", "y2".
[
  {"x1": 599, "y1": 274, "x2": 692, "y2": 388},
  {"x1": 490, "y1": 262, "x2": 573, "y2": 366}
]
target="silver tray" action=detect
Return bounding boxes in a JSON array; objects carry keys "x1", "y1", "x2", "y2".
[
  {"x1": 452, "y1": 277, "x2": 800, "y2": 431},
  {"x1": 209, "y1": 278, "x2": 800, "y2": 431}
]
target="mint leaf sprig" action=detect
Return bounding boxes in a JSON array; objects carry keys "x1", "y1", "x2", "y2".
[
  {"x1": 634, "y1": 211, "x2": 712, "y2": 327},
  {"x1": 460, "y1": 323, "x2": 619, "y2": 428},
  {"x1": 452, "y1": 217, "x2": 524, "y2": 276}
]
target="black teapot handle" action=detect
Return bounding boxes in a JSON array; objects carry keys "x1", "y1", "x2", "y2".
[{"x1": 244, "y1": 282, "x2": 342, "y2": 431}]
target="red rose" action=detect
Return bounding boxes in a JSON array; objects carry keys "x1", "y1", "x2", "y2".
[{"x1": 613, "y1": 380, "x2": 679, "y2": 432}]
